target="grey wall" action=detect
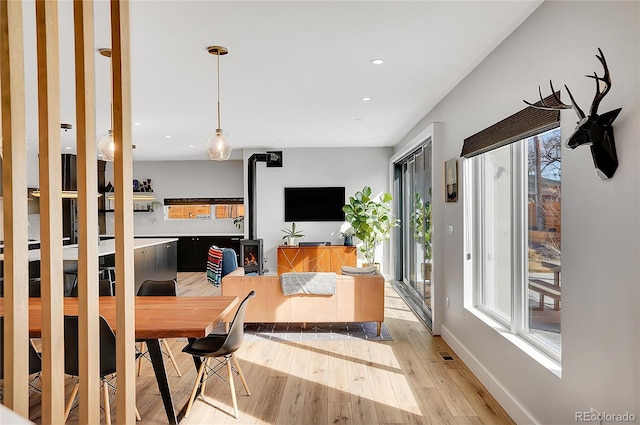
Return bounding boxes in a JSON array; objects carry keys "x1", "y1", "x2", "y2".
[
  {"x1": 105, "y1": 159, "x2": 244, "y2": 236},
  {"x1": 393, "y1": 1, "x2": 639, "y2": 424},
  {"x1": 105, "y1": 147, "x2": 393, "y2": 278}
]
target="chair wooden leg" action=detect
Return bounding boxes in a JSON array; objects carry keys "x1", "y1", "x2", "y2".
[
  {"x1": 185, "y1": 360, "x2": 207, "y2": 418},
  {"x1": 377, "y1": 321, "x2": 382, "y2": 337},
  {"x1": 200, "y1": 358, "x2": 209, "y2": 396},
  {"x1": 137, "y1": 342, "x2": 145, "y2": 376},
  {"x1": 103, "y1": 381, "x2": 111, "y2": 425},
  {"x1": 231, "y1": 353, "x2": 250, "y2": 396},
  {"x1": 135, "y1": 406, "x2": 141, "y2": 421},
  {"x1": 161, "y1": 338, "x2": 182, "y2": 376},
  {"x1": 227, "y1": 357, "x2": 239, "y2": 418},
  {"x1": 64, "y1": 381, "x2": 80, "y2": 421}
]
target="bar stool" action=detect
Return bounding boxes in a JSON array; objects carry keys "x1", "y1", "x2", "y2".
[
  {"x1": 63, "y1": 261, "x2": 78, "y2": 296},
  {"x1": 99, "y1": 266, "x2": 116, "y2": 287}
]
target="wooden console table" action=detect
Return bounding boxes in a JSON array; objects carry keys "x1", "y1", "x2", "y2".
[{"x1": 277, "y1": 245, "x2": 356, "y2": 274}]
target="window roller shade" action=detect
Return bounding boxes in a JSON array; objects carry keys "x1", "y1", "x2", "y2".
[{"x1": 461, "y1": 93, "x2": 561, "y2": 158}]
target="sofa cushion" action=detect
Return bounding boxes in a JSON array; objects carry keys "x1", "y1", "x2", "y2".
[{"x1": 341, "y1": 265, "x2": 379, "y2": 276}]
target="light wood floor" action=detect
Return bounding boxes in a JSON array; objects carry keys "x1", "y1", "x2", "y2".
[{"x1": 28, "y1": 272, "x2": 514, "y2": 424}]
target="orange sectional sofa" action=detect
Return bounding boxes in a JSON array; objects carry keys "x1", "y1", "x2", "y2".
[{"x1": 221, "y1": 267, "x2": 386, "y2": 335}]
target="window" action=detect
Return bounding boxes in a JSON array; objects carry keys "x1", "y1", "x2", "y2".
[
  {"x1": 163, "y1": 198, "x2": 244, "y2": 223},
  {"x1": 166, "y1": 205, "x2": 212, "y2": 220},
  {"x1": 467, "y1": 127, "x2": 561, "y2": 357}
]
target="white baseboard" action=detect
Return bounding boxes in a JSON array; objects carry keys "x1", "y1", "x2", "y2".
[{"x1": 440, "y1": 325, "x2": 537, "y2": 425}]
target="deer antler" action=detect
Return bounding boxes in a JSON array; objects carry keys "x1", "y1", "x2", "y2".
[
  {"x1": 585, "y1": 47, "x2": 611, "y2": 117},
  {"x1": 524, "y1": 80, "x2": 586, "y2": 119}
]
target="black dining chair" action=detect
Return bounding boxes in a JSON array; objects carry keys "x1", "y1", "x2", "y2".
[
  {"x1": 63, "y1": 315, "x2": 140, "y2": 424},
  {"x1": 2, "y1": 277, "x2": 43, "y2": 298},
  {"x1": 29, "y1": 278, "x2": 41, "y2": 298},
  {"x1": 69, "y1": 279, "x2": 115, "y2": 297},
  {"x1": 0, "y1": 317, "x2": 43, "y2": 400},
  {"x1": 182, "y1": 290, "x2": 255, "y2": 419},
  {"x1": 135, "y1": 279, "x2": 182, "y2": 377}
]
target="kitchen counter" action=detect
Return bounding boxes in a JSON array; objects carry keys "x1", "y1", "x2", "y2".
[
  {"x1": 0, "y1": 237, "x2": 178, "y2": 262},
  {"x1": 101, "y1": 233, "x2": 244, "y2": 238}
]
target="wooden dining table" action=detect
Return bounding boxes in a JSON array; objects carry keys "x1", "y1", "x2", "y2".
[{"x1": 0, "y1": 295, "x2": 239, "y2": 424}]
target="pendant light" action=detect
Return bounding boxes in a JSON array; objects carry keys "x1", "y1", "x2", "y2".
[
  {"x1": 206, "y1": 46, "x2": 232, "y2": 161},
  {"x1": 97, "y1": 48, "x2": 115, "y2": 161}
]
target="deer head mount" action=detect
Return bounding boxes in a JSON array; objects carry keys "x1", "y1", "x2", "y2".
[{"x1": 524, "y1": 48, "x2": 622, "y2": 180}]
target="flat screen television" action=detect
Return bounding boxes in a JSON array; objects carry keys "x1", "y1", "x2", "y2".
[{"x1": 284, "y1": 186, "x2": 345, "y2": 222}]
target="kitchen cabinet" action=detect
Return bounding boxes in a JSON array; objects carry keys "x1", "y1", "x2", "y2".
[
  {"x1": 134, "y1": 245, "x2": 155, "y2": 294},
  {"x1": 277, "y1": 245, "x2": 356, "y2": 274},
  {"x1": 133, "y1": 241, "x2": 178, "y2": 293},
  {"x1": 99, "y1": 239, "x2": 177, "y2": 294},
  {"x1": 155, "y1": 240, "x2": 178, "y2": 281}
]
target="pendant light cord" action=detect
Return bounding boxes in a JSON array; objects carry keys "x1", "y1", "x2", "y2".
[{"x1": 217, "y1": 51, "x2": 221, "y2": 131}]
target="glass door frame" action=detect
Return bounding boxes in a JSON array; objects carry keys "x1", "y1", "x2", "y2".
[{"x1": 389, "y1": 123, "x2": 438, "y2": 333}]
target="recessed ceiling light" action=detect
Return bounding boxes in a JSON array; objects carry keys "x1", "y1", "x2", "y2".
[
  {"x1": 361, "y1": 97, "x2": 371, "y2": 102},
  {"x1": 188, "y1": 144, "x2": 195, "y2": 148},
  {"x1": 65, "y1": 146, "x2": 72, "y2": 150},
  {"x1": 165, "y1": 135, "x2": 171, "y2": 139},
  {"x1": 370, "y1": 59, "x2": 384, "y2": 65},
  {"x1": 133, "y1": 122, "x2": 142, "y2": 126}
]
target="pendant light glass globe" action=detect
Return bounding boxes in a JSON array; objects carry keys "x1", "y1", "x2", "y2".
[
  {"x1": 98, "y1": 130, "x2": 115, "y2": 161},
  {"x1": 207, "y1": 129, "x2": 231, "y2": 161}
]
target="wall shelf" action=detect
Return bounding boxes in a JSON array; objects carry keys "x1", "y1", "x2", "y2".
[{"x1": 104, "y1": 192, "x2": 157, "y2": 212}]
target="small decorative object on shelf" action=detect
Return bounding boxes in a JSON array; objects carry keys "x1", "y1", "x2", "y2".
[
  {"x1": 104, "y1": 178, "x2": 153, "y2": 194},
  {"x1": 133, "y1": 178, "x2": 153, "y2": 192}
]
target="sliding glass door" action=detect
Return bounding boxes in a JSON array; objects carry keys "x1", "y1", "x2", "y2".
[{"x1": 395, "y1": 141, "x2": 433, "y2": 329}]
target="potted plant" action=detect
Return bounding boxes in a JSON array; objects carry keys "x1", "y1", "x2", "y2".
[
  {"x1": 409, "y1": 191, "x2": 432, "y2": 280},
  {"x1": 342, "y1": 186, "x2": 399, "y2": 266},
  {"x1": 233, "y1": 215, "x2": 244, "y2": 230},
  {"x1": 282, "y1": 222, "x2": 305, "y2": 246},
  {"x1": 340, "y1": 228, "x2": 355, "y2": 246}
]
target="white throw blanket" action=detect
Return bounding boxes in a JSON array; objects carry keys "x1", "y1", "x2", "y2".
[{"x1": 280, "y1": 272, "x2": 336, "y2": 296}]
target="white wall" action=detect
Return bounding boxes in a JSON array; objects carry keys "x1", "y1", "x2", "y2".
[
  {"x1": 245, "y1": 147, "x2": 393, "y2": 275},
  {"x1": 393, "y1": 1, "x2": 639, "y2": 424},
  {"x1": 104, "y1": 160, "x2": 244, "y2": 236}
]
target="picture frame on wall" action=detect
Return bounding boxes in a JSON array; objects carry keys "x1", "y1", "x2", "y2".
[{"x1": 445, "y1": 158, "x2": 458, "y2": 202}]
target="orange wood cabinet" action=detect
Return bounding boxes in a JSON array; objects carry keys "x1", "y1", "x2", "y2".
[{"x1": 277, "y1": 245, "x2": 356, "y2": 274}]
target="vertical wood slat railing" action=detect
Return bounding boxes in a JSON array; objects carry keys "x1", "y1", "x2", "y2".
[
  {"x1": 35, "y1": 1, "x2": 66, "y2": 423},
  {"x1": 110, "y1": 1, "x2": 137, "y2": 423},
  {"x1": 0, "y1": 0, "x2": 30, "y2": 417},
  {"x1": 0, "y1": 0, "x2": 135, "y2": 422},
  {"x1": 73, "y1": 1, "x2": 101, "y2": 423}
]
